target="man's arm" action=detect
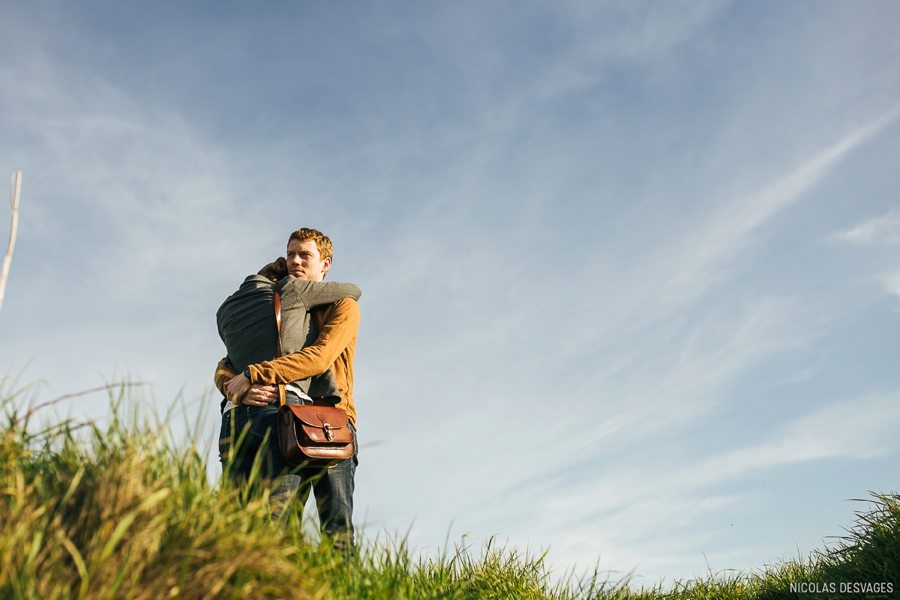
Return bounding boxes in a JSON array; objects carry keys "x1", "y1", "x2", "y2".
[
  {"x1": 252, "y1": 298, "x2": 359, "y2": 383},
  {"x1": 224, "y1": 298, "x2": 359, "y2": 400},
  {"x1": 214, "y1": 357, "x2": 235, "y2": 397},
  {"x1": 216, "y1": 357, "x2": 274, "y2": 405}
]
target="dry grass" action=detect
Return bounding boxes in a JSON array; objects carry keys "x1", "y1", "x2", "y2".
[{"x1": 1, "y1": 381, "x2": 897, "y2": 599}]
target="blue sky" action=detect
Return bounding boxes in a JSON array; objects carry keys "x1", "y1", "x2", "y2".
[{"x1": 2, "y1": 0, "x2": 899, "y2": 583}]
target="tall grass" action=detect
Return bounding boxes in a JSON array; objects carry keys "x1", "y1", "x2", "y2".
[{"x1": 1, "y1": 382, "x2": 897, "y2": 599}]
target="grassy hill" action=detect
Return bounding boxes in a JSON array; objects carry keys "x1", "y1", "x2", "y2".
[{"x1": 1, "y1": 384, "x2": 897, "y2": 599}]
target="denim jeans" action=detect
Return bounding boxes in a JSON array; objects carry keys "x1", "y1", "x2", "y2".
[{"x1": 219, "y1": 405, "x2": 358, "y2": 547}]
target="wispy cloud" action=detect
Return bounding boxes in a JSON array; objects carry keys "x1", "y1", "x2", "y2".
[
  {"x1": 493, "y1": 390, "x2": 900, "y2": 578},
  {"x1": 665, "y1": 103, "x2": 900, "y2": 302},
  {"x1": 827, "y1": 207, "x2": 900, "y2": 299},
  {"x1": 828, "y1": 210, "x2": 900, "y2": 246},
  {"x1": 0, "y1": 51, "x2": 262, "y2": 295},
  {"x1": 880, "y1": 270, "x2": 900, "y2": 299},
  {"x1": 416, "y1": 108, "x2": 900, "y2": 577},
  {"x1": 695, "y1": 392, "x2": 900, "y2": 480}
]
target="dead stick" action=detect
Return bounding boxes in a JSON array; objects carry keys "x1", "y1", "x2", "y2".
[
  {"x1": 16, "y1": 381, "x2": 153, "y2": 425},
  {"x1": 0, "y1": 171, "x2": 22, "y2": 312}
]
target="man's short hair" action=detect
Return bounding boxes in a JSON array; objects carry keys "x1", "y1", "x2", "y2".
[
  {"x1": 258, "y1": 257, "x2": 288, "y2": 282},
  {"x1": 288, "y1": 227, "x2": 333, "y2": 261}
]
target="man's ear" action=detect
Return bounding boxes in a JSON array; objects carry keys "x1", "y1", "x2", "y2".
[{"x1": 322, "y1": 256, "x2": 332, "y2": 276}]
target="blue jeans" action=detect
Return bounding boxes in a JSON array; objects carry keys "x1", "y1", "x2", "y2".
[{"x1": 219, "y1": 405, "x2": 358, "y2": 547}]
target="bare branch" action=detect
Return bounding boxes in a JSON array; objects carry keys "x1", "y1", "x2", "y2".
[
  {"x1": 0, "y1": 171, "x2": 22, "y2": 312},
  {"x1": 16, "y1": 381, "x2": 153, "y2": 425}
]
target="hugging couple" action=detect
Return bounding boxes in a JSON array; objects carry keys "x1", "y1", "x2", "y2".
[{"x1": 215, "y1": 227, "x2": 361, "y2": 551}]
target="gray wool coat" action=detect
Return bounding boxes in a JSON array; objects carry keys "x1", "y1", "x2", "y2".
[{"x1": 216, "y1": 274, "x2": 361, "y2": 399}]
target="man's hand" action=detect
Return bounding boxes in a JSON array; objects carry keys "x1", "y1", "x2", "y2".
[
  {"x1": 245, "y1": 384, "x2": 279, "y2": 405},
  {"x1": 225, "y1": 374, "x2": 279, "y2": 406},
  {"x1": 224, "y1": 373, "x2": 251, "y2": 403},
  {"x1": 224, "y1": 373, "x2": 250, "y2": 404}
]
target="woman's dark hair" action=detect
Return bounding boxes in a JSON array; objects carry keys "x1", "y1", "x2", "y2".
[{"x1": 257, "y1": 257, "x2": 288, "y2": 282}]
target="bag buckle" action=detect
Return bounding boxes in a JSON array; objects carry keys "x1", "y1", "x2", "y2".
[{"x1": 323, "y1": 423, "x2": 334, "y2": 441}]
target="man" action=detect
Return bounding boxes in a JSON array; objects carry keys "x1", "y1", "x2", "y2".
[
  {"x1": 216, "y1": 255, "x2": 359, "y2": 478},
  {"x1": 216, "y1": 227, "x2": 361, "y2": 550}
]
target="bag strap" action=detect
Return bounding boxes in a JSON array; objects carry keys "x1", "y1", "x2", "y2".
[
  {"x1": 274, "y1": 282, "x2": 283, "y2": 357},
  {"x1": 274, "y1": 282, "x2": 286, "y2": 408}
]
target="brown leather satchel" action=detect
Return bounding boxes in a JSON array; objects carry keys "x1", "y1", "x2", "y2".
[
  {"x1": 272, "y1": 282, "x2": 355, "y2": 468},
  {"x1": 278, "y1": 403, "x2": 355, "y2": 467}
]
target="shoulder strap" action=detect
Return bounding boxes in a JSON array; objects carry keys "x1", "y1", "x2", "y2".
[
  {"x1": 274, "y1": 282, "x2": 283, "y2": 357},
  {"x1": 274, "y1": 283, "x2": 286, "y2": 407}
]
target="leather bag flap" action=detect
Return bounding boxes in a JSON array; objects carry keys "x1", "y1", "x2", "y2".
[{"x1": 283, "y1": 405, "x2": 349, "y2": 429}]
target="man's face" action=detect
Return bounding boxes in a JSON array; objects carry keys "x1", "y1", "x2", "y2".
[{"x1": 286, "y1": 239, "x2": 331, "y2": 282}]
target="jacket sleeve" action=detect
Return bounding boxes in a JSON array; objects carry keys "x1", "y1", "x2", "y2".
[
  {"x1": 214, "y1": 356, "x2": 236, "y2": 396},
  {"x1": 297, "y1": 280, "x2": 361, "y2": 309},
  {"x1": 249, "y1": 298, "x2": 359, "y2": 384}
]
